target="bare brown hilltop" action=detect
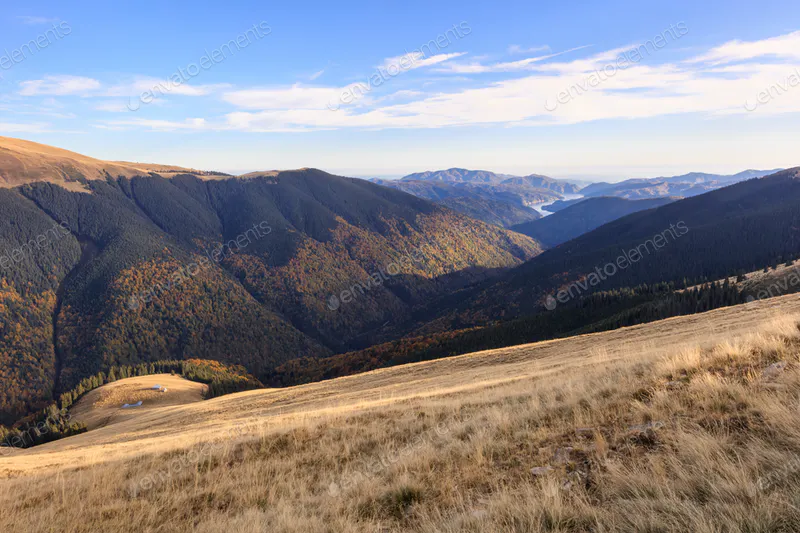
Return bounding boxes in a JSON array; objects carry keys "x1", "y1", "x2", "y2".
[{"x1": 0, "y1": 137, "x2": 228, "y2": 190}]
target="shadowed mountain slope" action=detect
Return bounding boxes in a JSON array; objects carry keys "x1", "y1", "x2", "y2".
[
  {"x1": 413, "y1": 169, "x2": 800, "y2": 332},
  {"x1": 511, "y1": 196, "x2": 676, "y2": 247}
]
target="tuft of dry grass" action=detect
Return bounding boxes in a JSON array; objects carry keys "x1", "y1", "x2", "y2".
[{"x1": 3, "y1": 304, "x2": 800, "y2": 532}]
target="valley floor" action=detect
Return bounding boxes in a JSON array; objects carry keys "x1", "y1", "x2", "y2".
[{"x1": 3, "y1": 294, "x2": 800, "y2": 532}]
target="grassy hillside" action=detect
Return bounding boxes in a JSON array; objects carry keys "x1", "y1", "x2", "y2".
[
  {"x1": 268, "y1": 279, "x2": 750, "y2": 386},
  {"x1": 0, "y1": 136, "x2": 223, "y2": 189},
  {"x1": 2, "y1": 296, "x2": 800, "y2": 531}
]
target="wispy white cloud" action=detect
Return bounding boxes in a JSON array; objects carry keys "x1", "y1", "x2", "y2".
[
  {"x1": 16, "y1": 75, "x2": 226, "y2": 102},
  {"x1": 436, "y1": 45, "x2": 593, "y2": 73},
  {"x1": 97, "y1": 117, "x2": 209, "y2": 131},
  {"x1": 373, "y1": 90, "x2": 425, "y2": 103},
  {"x1": 103, "y1": 78, "x2": 228, "y2": 98},
  {"x1": 90, "y1": 30, "x2": 800, "y2": 134},
  {"x1": 222, "y1": 84, "x2": 344, "y2": 110},
  {"x1": 0, "y1": 98, "x2": 75, "y2": 119},
  {"x1": 309, "y1": 69, "x2": 326, "y2": 81},
  {"x1": 220, "y1": 53, "x2": 466, "y2": 115},
  {"x1": 0, "y1": 121, "x2": 49, "y2": 132},
  {"x1": 19, "y1": 75, "x2": 101, "y2": 96},
  {"x1": 380, "y1": 51, "x2": 467, "y2": 72},
  {"x1": 94, "y1": 101, "x2": 136, "y2": 113},
  {"x1": 17, "y1": 16, "x2": 60, "y2": 25},
  {"x1": 689, "y1": 30, "x2": 800, "y2": 64},
  {"x1": 507, "y1": 44, "x2": 550, "y2": 55}
]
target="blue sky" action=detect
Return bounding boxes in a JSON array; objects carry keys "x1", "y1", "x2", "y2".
[{"x1": 2, "y1": 0, "x2": 800, "y2": 180}]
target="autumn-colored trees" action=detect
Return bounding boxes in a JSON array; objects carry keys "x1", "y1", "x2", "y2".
[{"x1": 0, "y1": 358, "x2": 262, "y2": 450}]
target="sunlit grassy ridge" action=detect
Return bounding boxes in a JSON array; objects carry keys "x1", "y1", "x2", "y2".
[{"x1": 2, "y1": 295, "x2": 800, "y2": 532}]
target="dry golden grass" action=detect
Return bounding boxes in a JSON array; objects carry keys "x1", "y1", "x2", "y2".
[
  {"x1": 0, "y1": 137, "x2": 145, "y2": 189},
  {"x1": 0, "y1": 137, "x2": 225, "y2": 189},
  {"x1": 3, "y1": 294, "x2": 800, "y2": 532},
  {"x1": 70, "y1": 374, "x2": 206, "y2": 431}
]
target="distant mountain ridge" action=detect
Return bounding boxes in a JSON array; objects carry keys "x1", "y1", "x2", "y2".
[
  {"x1": 401, "y1": 168, "x2": 515, "y2": 184},
  {"x1": 581, "y1": 169, "x2": 783, "y2": 199},
  {"x1": 372, "y1": 178, "x2": 549, "y2": 227},
  {"x1": 373, "y1": 168, "x2": 582, "y2": 227},
  {"x1": 381, "y1": 167, "x2": 780, "y2": 227},
  {"x1": 399, "y1": 167, "x2": 582, "y2": 194}
]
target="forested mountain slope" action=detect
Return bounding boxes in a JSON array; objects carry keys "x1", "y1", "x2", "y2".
[
  {"x1": 0, "y1": 139, "x2": 541, "y2": 425},
  {"x1": 372, "y1": 179, "x2": 545, "y2": 227},
  {"x1": 415, "y1": 169, "x2": 800, "y2": 332},
  {"x1": 511, "y1": 196, "x2": 676, "y2": 247}
]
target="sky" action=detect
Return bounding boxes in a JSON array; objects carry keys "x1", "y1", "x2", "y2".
[{"x1": 1, "y1": 0, "x2": 800, "y2": 180}]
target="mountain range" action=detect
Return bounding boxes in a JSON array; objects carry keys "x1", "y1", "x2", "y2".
[
  {"x1": 0, "y1": 138, "x2": 539, "y2": 426},
  {"x1": 371, "y1": 167, "x2": 781, "y2": 228},
  {"x1": 272, "y1": 168, "x2": 800, "y2": 385},
  {"x1": 580, "y1": 169, "x2": 783, "y2": 199},
  {"x1": 373, "y1": 168, "x2": 581, "y2": 227},
  {"x1": 409, "y1": 168, "x2": 800, "y2": 335},
  {"x1": 1, "y1": 137, "x2": 797, "y2": 430}
]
